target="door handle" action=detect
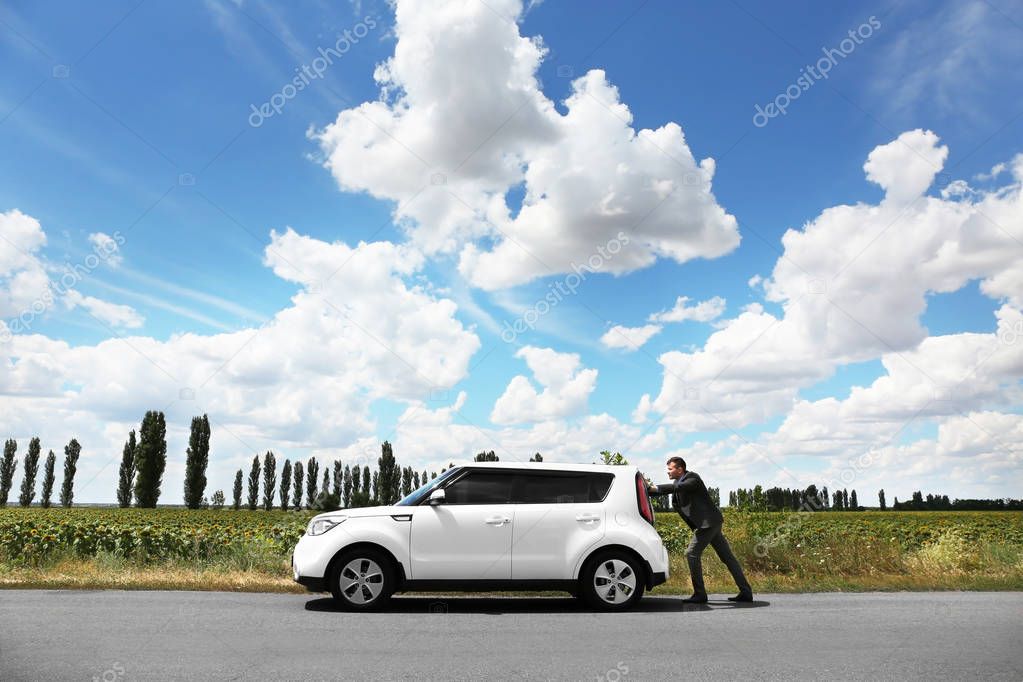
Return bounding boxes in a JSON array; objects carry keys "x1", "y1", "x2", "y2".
[
  {"x1": 485, "y1": 516, "x2": 511, "y2": 526},
  {"x1": 576, "y1": 514, "x2": 601, "y2": 523}
]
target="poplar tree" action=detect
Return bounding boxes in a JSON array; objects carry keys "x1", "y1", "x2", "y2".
[
  {"x1": 39, "y1": 449, "x2": 56, "y2": 508},
  {"x1": 378, "y1": 441, "x2": 399, "y2": 505},
  {"x1": 280, "y1": 459, "x2": 292, "y2": 511},
  {"x1": 401, "y1": 466, "x2": 412, "y2": 497},
  {"x1": 331, "y1": 460, "x2": 341, "y2": 499},
  {"x1": 292, "y1": 460, "x2": 304, "y2": 510},
  {"x1": 342, "y1": 464, "x2": 352, "y2": 508},
  {"x1": 0, "y1": 439, "x2": 17, "y2": 506},
  {"x1": 351, "y1": 465, "x2": 361, "y2": 498},
  {"x1": 59, "y1": 438, "x2": 81, "y2": 507},
  {"x1": 18, "y1": 437, "x2": 41, "y2": 506},
  {"x1": 262, "y1": 451, "x2": 276, "y2": 511},
  {"x1": 183, "y1": 414, "x2": 211, "y2": 509},
  {"x1": 305, "y1": 457, "x2": 319, "y2": 509},
  {"x1": 246, "y1": 455, "x2": 260, "y2": 510},
  {"x1": 232, "y1": 470, "x2": 243, "y2": 510},
  {"x1": 117, "y1": 430, "x2": 136, "y2": 508},
  {"x1": 134, "y1": 411, "x2": 167, "y2": 507}
]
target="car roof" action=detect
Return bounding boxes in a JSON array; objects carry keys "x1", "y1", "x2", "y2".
[{"x1": 453, "y1": 461, "x2": 635, "y2": 475}]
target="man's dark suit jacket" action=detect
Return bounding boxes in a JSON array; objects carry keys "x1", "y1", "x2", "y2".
[{"x1": 650, "y1": 471, "x2": 723, "y2": 530}]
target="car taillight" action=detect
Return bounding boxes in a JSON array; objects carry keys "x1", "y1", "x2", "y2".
[{"x1": 636, "y1": 472, "x2": 654, "y2": 525}]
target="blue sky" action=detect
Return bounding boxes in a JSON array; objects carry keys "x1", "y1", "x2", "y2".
[{"x1": 1, "y1": 0, "x2": 1022, "y2": 503}]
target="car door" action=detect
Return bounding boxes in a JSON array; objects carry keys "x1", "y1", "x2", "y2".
[
  {"x1": 509, "y1": 471, "x2": 612, "y2": 580},
  {"x1": 410, "y1": 469, "x2": 514, "y2": 580}
]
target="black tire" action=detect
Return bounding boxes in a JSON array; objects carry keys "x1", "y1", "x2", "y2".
[
  {"x1": 579, "y1": 550, "x2": 646, "y2": 611},
  {"x1": 328, "y1": 547, "x2": 396, "y2": 611}
]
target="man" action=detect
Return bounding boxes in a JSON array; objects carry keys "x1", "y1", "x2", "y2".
[{"x1": 649, "y1": 457, "x2": 752, "y2": 603}]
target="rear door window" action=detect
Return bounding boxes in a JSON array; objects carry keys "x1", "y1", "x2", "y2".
[{"x1": 511, "y1": 471, "x2": 614, "y2": 504}]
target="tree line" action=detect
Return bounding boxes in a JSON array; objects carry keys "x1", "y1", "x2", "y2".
[
  {"x1": 888, "y1": 490, "x2": 1023, "y2": 511},
  {"x1": 729, "y1": 485, "x2": 859, "y2": 511},
  {"x1": 4, "y1": 412, "x2": 1018, "y2": 511},
  {"x1": 728, "y1": 485, "x2": 1019, "y2": 512},
  {"x1": 0, "y1": 436, "x2": 80, "y2": 508},
  {"x1": 0, "y1": 410, "x2": 546, "y2": 510}
]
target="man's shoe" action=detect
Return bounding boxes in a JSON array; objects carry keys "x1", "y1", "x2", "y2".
[
  {"x1": 727, "y1": 592, "x2": 753, "y2": 602},
  {"x1": 682, "y1": 594, "x2": 708, "y2": 604}
]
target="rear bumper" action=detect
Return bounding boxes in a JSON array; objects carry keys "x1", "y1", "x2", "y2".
[{"x1": 648, "y1": 570, "x2": 667, "y2": 589}]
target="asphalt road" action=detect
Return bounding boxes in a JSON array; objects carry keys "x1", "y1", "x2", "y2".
[{"x1": 2, "y1": 590, "x2": 1021, "y2": 681}]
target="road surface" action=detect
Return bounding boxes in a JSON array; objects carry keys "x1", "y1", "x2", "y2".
[{"x1": 2, "y1": 591, "x2": 1021, "y2": 680}]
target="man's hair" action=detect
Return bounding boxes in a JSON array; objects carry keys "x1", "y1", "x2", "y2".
[{"x1": 666, "y1": 456, "x2": 686, "y2": 470}]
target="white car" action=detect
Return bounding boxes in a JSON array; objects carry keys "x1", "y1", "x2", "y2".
[{"x1": 292, "y1": 461, "x2": 669, "y2": 611}]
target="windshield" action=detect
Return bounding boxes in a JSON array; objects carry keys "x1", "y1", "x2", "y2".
[{"x1": 395, "y1": 467, "x2": 462, "y2": 506}]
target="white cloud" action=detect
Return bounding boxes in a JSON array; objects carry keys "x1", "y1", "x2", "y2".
[
  {"x1": 315, "y1": 0, "x2": 739, "y2": 290},
  {"x1": 862, "y1": 129, "x2": 948, "y2": 206},
  {"x1": 600, "y1": 324, "x2": 661, "y2": 351},
  {"x1": 975, "y1": 162, "x2": 1006, "y2": 182},
  {"x1": 632, "y1": 393, "x2": 653, "y2": 424},
  {"x1": 655, "y1": 301, "x2": 1023, "y2": 499},
  {"x1": 766, "y1": 305, "x2": 1023, "y2": 456},
  {"x1": 393, "y1": 391, "x2": 667, "y2": 473},
  {"x1": 63, "y1": 290, "x2": 144, "y2": 329},
  {"x1": 645, "y1": 132, "x2": 1023, "y2": 435},
  {"x1": 1, "y1": 210, "x2": 140, "y2": 336},
  {"x1": 649, "y1": 304, "x2": 830, "y2": 431},
  {"x1": 491, "y1": 345, "x2": 597, "y2": 424},
  {"x1": 0, "y1": 209, "x2": 50, "y2": 320},
  {"x1": 87, "y1": 232, "x2": 123, "y2": 267},
  {"x1": 648, "y1": 295, "x2": 726, "y2": 324},
  {"x1": 602, "y1": 295, "x2": 725, "y2": 354},
  {"x1": 0, "y1": 221, "x2": 482, "y2": 503}
]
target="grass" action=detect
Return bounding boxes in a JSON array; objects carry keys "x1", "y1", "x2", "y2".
[{"x1": 1, "y1": 507, "x2": 1020, "y2": 593}]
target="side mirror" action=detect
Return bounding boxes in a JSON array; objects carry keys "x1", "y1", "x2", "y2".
[{"x1": 428, "y1": 489, "x2": 446, "y2": 506}]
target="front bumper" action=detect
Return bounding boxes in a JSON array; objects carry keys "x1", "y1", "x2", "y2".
[
  {"x1": 292, "y1": 552, "x2": 327, "y2": 592},
  {"x1": 296, "y1": 575, "x2": 327, "y2": 592}
]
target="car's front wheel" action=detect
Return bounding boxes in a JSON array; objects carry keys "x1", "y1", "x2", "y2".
[
  {"x1": 579, "y1": 550, "x2": 646, "y2": 611},
  {"x1": 329, "y1": 548, "x2": 395, "y2": 611}
]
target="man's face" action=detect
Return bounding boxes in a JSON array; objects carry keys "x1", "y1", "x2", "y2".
[{"x1": 666, "y1": 461, "x2": 684, "y2": 480}]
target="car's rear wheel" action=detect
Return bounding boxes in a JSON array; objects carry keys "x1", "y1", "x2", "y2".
[
  {"x1": 329, "y1": 548, "x2": 395, "y2": 611},
  {"x1": 579, "y1": 550, "x2": 646, "y2": 611}
]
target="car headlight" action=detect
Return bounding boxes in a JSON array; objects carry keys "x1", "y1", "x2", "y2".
[{"x1": 307, "y1": 516, "x2": 347, "y2": 536}]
